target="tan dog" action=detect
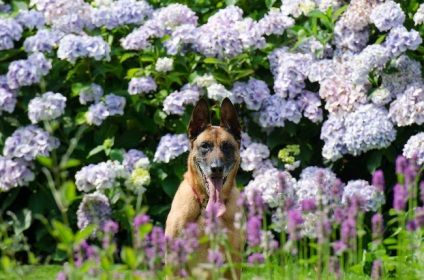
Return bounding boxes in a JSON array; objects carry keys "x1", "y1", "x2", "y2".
[{"x1": 165, "y1": 98, "x2": 245, "y2": 279}]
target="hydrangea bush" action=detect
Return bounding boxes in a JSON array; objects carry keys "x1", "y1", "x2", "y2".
[{"x1": 2, "y1": 0, "x2": 424, "y2": 278}]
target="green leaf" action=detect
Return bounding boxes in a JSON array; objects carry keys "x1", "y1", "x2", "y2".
[
  {"x1": 367, "y1": 151, "x2": 382, "y2": 173},
  {"x1": 154, "y1": 109, "x2": 167, "y2": 127},
  {"x1": 375, "y1": 34, "x2": 387, "y2": 45},
  {"x1": 126, "y1": 68, "x2": 143, "y2": 79},
  {"x1": 87, "y1": 145, "x2": 106, "y2": 158},
  {"x1": 71, "y1": 83, "x2": 87, "y2": 98},
  {"x1": 12, "y1": 1, "x2": 28, "y2": 11},
  {"x1": 120, "y1": 52, "x2": 137, "y2": 63},
  {"x1": 233, "y1": 69, "x2": 254, "y2": 81},
  {"x1": 265, "y1": 0, "x2": 277, "y2": 9},
  {"x1": 110, "y1": 149, "x2": 124, "y2": 162},
  {"x1": 75, "y1": 225, "x2": 96, "y2": 243},
  {"x1": 62, "y1": 181, "x2": 76, "y2": 205},
  {"x1": 36, "y1": 156, "x2": 53, "y2": 169},
  {"x1": 204, "y1": 57, "x2": 226, "y2": 66},
  {"x1": 61, "y1": 158, "x2": 81, "y2": 170},
  {"x1": 52, "y1": 220, "x2": 74, "y2": 245},
  {"x1": 121, "y1": 247, "x2": 137, "y2": 269}
]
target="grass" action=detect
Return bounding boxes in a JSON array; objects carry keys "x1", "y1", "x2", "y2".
[{"x1": 0, "y1": 265, "x2": 62, "y2": 280}]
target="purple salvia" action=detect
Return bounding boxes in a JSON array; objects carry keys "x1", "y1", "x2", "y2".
[
  {"x1": 207, "y1": 248, "x2": 225, "y2": 267},
  {"x1": 246, "y1": 215, "x2": 262, "y2": 247},
  {"x1": 371, "y1": 259, "x2": 383, "y2": 279},
  {"x1": 103, "y1": 220, "x2": 119, "y2": 234},
  {"x1": 395, "y1": 155, "x2": 408, "y2": 175},
  {"x1": 330, "y1": 178, "x2": 343, "y2": 203},
  {"x1": 287, "y1": 209, "x2": 303, "y2": 241},
  {"x1": 134, "y1": 213, "x2": 150, "y2": 228},
  {"x1": 334, "y1": 207, "x2": 344, "y2": 224},
  {"x1": 371, "y1": 213, "x2": 383, "y2": 243},
  {"x1": 247, "y1": 252, "x2": 264, "y2": 265},
  {"x1": 144, "y1": 226, "x2": 166, "y2": 270},
  {"x1": 393, "y1": 183, "x2": 408, "y2": 211},
  {"x1": 328, "y1": 257, "x2": 341, "y2": 278},
  {"x1": 372, "y1": 170, "x2": 385, "y2": 192},
  {"x1": 420, "y1": 181, "x2": 424, "y2": 204},
  {"x1": 300, "y1": 198, "x2": 317, "y2": 212},
  {"x1": 205, "y1": 203, "x2": 223, "y2": 236}
]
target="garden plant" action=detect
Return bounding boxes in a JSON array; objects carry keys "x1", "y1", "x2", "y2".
[{"x1": 2, "y1": 0, "x2": 424, "y2": 279}]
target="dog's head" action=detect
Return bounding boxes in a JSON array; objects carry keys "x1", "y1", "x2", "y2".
[{"x1": 188, "y1": 98, "x2": 241, "y2": 217}]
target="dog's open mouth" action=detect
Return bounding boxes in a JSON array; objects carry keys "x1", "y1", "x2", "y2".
[{"x1": 205, "y1": 176, "x2": 227, "y2": 218}]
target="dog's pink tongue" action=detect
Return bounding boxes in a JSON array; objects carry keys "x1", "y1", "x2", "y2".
[{"x1": 206, "y1": 177, "x2": 226, "y2": 218}]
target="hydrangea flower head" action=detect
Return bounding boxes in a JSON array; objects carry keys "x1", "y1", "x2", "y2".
[
  {"x1": 86, "y1": 103, "x2": 109, "y2": 126},
  {"x1": 370, "y1": 0, "x2": 405, "y2": 31},
  {"x1": 240, "y1": 142, "x2": 270, "y2": 172},
  {"x1": 57, "y1": 34, "x2": 110, "y2": 64},
  {"x1": 128, "y1": 76, "x2": 157, "y2": 95},
  {"x1": 403, "y1": 132, "x2": 424, "y2": 166},
  {"x1": 79, "y1": 83, "x2": 103, "y2": 105},
  {"x1": 0, "y1": 157, "x2": 35, "y2": 192},
  {"x1": 153, "y1": 134, "x2": 190, "y2": 163},
  {"x1": 15, "y1": 9, "x2": 45, "y2": 30},
  {"x1": 24, "y1": 29, "x2": 62, "y2": 53},
  {"x1": 384, "y1": 26, "x2": 422, "y2": 57},
  {"x1": 342, "y1": 180, "x2": 385, "y2": 212},
  {"x1": 0, "y1": 18, "x2": 23, "y2": 51},
  {"x1": 76, "y1": 192, "x2": 112, "y2": 231},
  {"x1": 104, "y1": 94, "x2": 126, "y2": 116},
  {"x1": 28, "y1": 91, "x2": 67, "y2": 123},
  {"x1": 206, "y1": 83, "x2": 233, "y2": 102},
  {"x1": 389, "y1": 84, "x2": 424, "y2": 126},
  {"x1": 231, "y1": 78, "x2": 270, "y2": 110},
  {"x1": 155, "y1": 57, "x2": 174, "y2": 72},
  {"x1": 163, "y1": 84, "x2": 202, "y2": 115},
  {"x1": 7, "y1": 52, "x2": 51, "y2": 89},
  {"x1": 413, "y1": 4, "x2": 424, "y2": 25}
]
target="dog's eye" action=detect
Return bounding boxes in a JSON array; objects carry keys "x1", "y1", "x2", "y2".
[
  {"x1": 199, "y1": 142, "x2": 211, "y2": 151},
  {"x1": 221, "y1": 141, "x2": 234, "y2": 154}
]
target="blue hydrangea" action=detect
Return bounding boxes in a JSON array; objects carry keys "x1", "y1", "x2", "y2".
[
  {"x1": 344, "y1": 104, "x2": 396, "y2": 157},
  {"x1": 342, "y1": 180, "x2": 385, "y2": 212},
  {"x1": 163, "y1": 24, "x2": 197, "y2": 55},
  {"x1": 333, "y1": 22, "x2": 369, "y2": 53},
  {"x1": 257, "y1": 95, "x2": 302, "y2": 128},
  {"x1": 0, "y1": 75, "x2": 18, "y2": 115},
  {"x1": 298, "y1": 90, "x2": 323, "y2": 123},
  {"x1": 163, "y1": 84, "x2": 202, "y2": 115},
  {"x1": 28, "y1": 91, "x2": 67, "y2": 123},
  {"x1": 0, "y1": 4, "x2": 11, "y2": 13},
  {"x1": 384, "y1": 25, "x2": 422, "y2": 57},
  {"x1": 240, "y1": 142, "x2": 270, "y2": 172},
  {"x1": 320, "y1": 114, "x2": 347, "y2": 162},
  {"x1": 57, "y1": 34, "x2": 111, "y2": 64},
  {"x1": 389, "y1": 84, "x2": 424, "y2": 127},
  {"x1": 153, "y1": 134, "x2": 190, "y2": 163},
  {"x1": 307, "y1": 59, "x2": 337, "y2": 83},
  {"x1": 370, "y1": 0, "x2": 405, "y2": 32},
  {"x1": 0, "y1": 157, "x2": 35, "y2": 192},
  {"x1": 414, "y1": 4, "x2": 424, "y2": 25},
  {"x1": 104, "y1": 94, "x2": 126, "y2": 116},
  {"x1": 128, "y1": 76, "x2": 157, "y2": 95},
  {"x1": 7, "y1": 52, "x2": 51, "y2": 89},
  {"x1": 24, "y1": 29, "x2": 62, "y2": 53},
  {"x1": 0, "y1": 17, "x2": 23, "y2": 51},
  {"x1": 257, "y1": 8, "x2": 294, "y2": 36},
  {"x1": 206, "y1": 83, "x2": 233, "y2": 102},
  {"x1": 79, "y1": 83, "x2": 104, "y2": 105},
  {"x1": 351, "y1": 44, "x2": 391, "y2": 85},
  {"x1": 15, "y1": 9, "x2": 45, "y2": 29},
  {"x1": 75, "y1": 161, "x2": 126, "y2": 192},
  {"x1": 403, "y1": 132, "x2": 424, "y2": 166},
  {"x1": 86, "y1": 102, "x2": 109, "y2": 126},
  {"x1": 76, "y1": 192, "x2": 112, "y2": 231},
  {"x1": 268, "y1": 47, "x2": 314, "y2": 98},
  {"x1": 231, "y1": 78, "x2": 270, "y2": 111},
  {"x1": 123, "y1": 149, "x2": 150, "y2": 172},
  {"x1": 3, "y1": 125, "x2": 60, "y2": 161}
]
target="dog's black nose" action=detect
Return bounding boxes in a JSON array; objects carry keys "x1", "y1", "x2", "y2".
[{"x1": 210, "y1": 160, "x2": 224, "y2": 174}]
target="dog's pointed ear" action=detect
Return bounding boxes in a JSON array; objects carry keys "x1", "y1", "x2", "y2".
[
  {"x1": 188, "y1": 98, "x2": 211, "y2": 141},
  {"x1": 220, "y1": 98, "x2": 241, "y2": 143}
]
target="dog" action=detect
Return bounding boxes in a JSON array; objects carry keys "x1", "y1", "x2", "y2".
[{"x1": 165, "y1": 97, "x2": 245, "y2": 279}]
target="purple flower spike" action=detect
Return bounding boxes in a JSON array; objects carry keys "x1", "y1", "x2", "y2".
[
  {"x1": 393, "y1": 183, "x2": 408, "y2": 211},
  {"x1": 372, "y1": 170, "x2": 385, "y2": 192}
]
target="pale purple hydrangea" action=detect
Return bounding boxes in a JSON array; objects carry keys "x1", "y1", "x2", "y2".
[
  {"x1": 163, "y1": 84, "x2": 202, "y2": 115},
  {"x1": 297, "y1": 36, "x2": 333, "y2": 59},
  {"x1": 28, "y1": 91, "x2": 67, "y2": 123},
  {"x1": 340, "y1": 0, "x2": 378, "y2": 31},
  {"x1": 344, "y1": 104, "x2": 396, "y2": 157},
  {"x1": 370, "y1": 87, "x2": 393, "y2": 107},
  {"x1": 75, "y1": 161, "x2": 126, "y2": 192},
  {"x1": 281, "y1": 0, "x2": 315, "y2": 18},
  {"x1": 86, "y1": 103, "x2": 109, "y2": 126},
  {"x1": 414, "y1": 4, "x2": 424, "y2": 25},
  {"x1": 370, "y1": 0, "x2": 405, "y2": 31},
  {"x1": 104, "y1": 94, "x2": 126, "y2": 116},
  {"x1": 257, "y1": 95, "x2": 302, "y2": 128},
  {"x1": 297, "y1": 90, "x2": 323, "y2": 123},
  {"x1": 0, "y1": 17, "x2": 23, "y2": 51},
  {"x1": 231, "y1": 78, "x2": 270, "y2": 111},
  {"x1": 0, "y1": 4, "x2": 11, "y2": 13},
  {"x1": 384, "y1": 25, "x2": 422, "y2": 57},
  {"x1": 333, "y1": 22, "x2": 369, "y2": 53},
  {"x1": 77, "y1": 192, "x2": 112, "y2": 231},
  {"x1": 155, "y1": 57, "x2": 174, "y2": 73},
  {"x1": 7, "y1": 52, "x2": 52, "y2": 89},
  {"x1": 342, "y1": 180, "x2": 385, "y2": 212},
  {"x1": 268, "y1": 47, "x2": 314, "y2": 98},
  {"x1": 307, "y1": 59, "x2": 337, "y2": 83},
  {"x1": 128, "y1": 76, "x2": 157, "y2": 95},
  {"x1": 79, "y1": 83, "x2": 104, "y2": 105},
  {"x1": 257, "y1": 8, "x2": 294, "y2": 36},
  {"x1": 351, "y1": 44, "x2": 391, "y2": 85},
  {"x1": 320, "y1": 115, "x2": 347, "y2": 162},
  {"x1": 123, "y1": 149, "x2": 150, "y2": 172},
  {"x1": 244, "y1": 168, "x2": 296, "y2": 208},
  {"x1": 389, "y1": 84, "x2": 424, "y2": 126},
  {"x1": 403, "y1": 132, "x2": 424, "y2": 166},
  {"x1": 0, "y1": 76, "x2": 18, "y2": 115},
  {"x1": 91, "y1": 0, "x2": 153, "y2": 29},
  {"x1": 23, "y1": 29, "x2": 62, "y2": 53},
  {"x1": 153, "y1": 134, "x2": 190, "y2": 163},
  {"x1": 0, "y1": 157, "x2": 35, "y2": 192},
  {"x1": 57, "y1": 34, "x2": 111, "y2": 64},
  {"x1": 3, "y1": 125, "x2": 60, "y2": 161},
  {"x1": 206, "y1": 83, "x2": 233, "y2": 102},
  {"x1": 15, "y1": 9, "x2": 45, "y2": 29},
  {"x1": 240, "y1": 142, "x2": 270, "y2": 172},
  {"x1": 164, "y1": 24, "x2": 198, "y2": 55}
]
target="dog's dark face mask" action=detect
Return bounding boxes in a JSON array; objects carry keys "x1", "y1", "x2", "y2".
[{"x1": 188, "y1": 98, "x2": 241, "y2": 217}]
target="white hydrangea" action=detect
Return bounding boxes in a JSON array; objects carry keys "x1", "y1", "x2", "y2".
[
  {"x1": 155, "y1": 57, "x2": 174, "y2": 72},
  {"x1": 403, "y1": 132, "x2": 424, "y2": 166}
]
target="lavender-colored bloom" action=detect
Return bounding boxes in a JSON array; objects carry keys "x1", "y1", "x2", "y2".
[
  {"x1": 15, "y1": 10, "x2": 45, "y2": 29},
  {"x1": 75, "y1": 161, "x2": 125, "y2": 192},
  {"x1": 247, "y1": 253, "x2": 264, "y2": 265},
  {"x1": 0, "y1": 157, "x2": 35, "y2": 192},
  {"x1": 370, "y1": 0, "x2": 405, "y2": 31},
  {"x1": 204, "y1": 203, "x2": 223, "y2": 237},
  {"x1": 3, "y1": 125, "x2": 59, "y2": 161},
  {"x1": 287, "y1": 209, "x2": 303, "y2": 241},
  {"x1": 340, "y1": 0, "x2": 379, "y2": 31},
  {"x1": 300, "y1": 198, "x2": 317, "y2": 212},
  {"x1": 0, "y1": 76, "x2": 18, "y2": 115},
  {"x1": 308, "y1": 59, "x2": 336, "y2": 83},
  {"x1": 134, "y1": 213, "x2": 150, "y2": 228},
  {"x1": 24, "y1": 29, "x2": 62, "y2": 53},
  {"x1": 128, "y1": 76, "x2": 157, "y2": 95},
  {"x1": 372, "y1": 170, "x2": 385, "y2": 192},
  {"x1": 260, "y1": 230, "x2": 279, "y2": 253},
  {"x1": 28, "y1": 91, "x2": 67, "y2": 123},
  {"x1": 344, "y1": 104, "x2": 396, "y2": 157},
  {"x1": 0, "y1": 18, "x2": 22, "y2": 51},
  {"x1": 403, "y1": 132, "x2": 424, "y2": 166},
  {"x1": 76, "y1": 192, "x2": 112, "y2": 231},
  {"x1": 153, "y1": 134, "x2": 190, "y2": 163},
  {"x1": 86, "y1": 103, "x2": 109, "y2": 126},
  {"x1": 371, "y1": 213, "x2": 383, "y2": 241},
  {"x1": 393, "y1": 183, "x2": 408, "y2": 211},
  {"x1": 389, "y1": 84, "x2": 424, "y2": 127},
  {"x1": 371, "y1": 259, "x2": 383, "y2": 280},
  {"x1": 414, "y1": 4, "x2": 424, "y2": 25},
  {"x1": 206, "y1": 83, "x2": 233, "y2": 102},
  {"x1": 164, "y1": 24, "x2": 198, "y2": 55},
  {"x1": 351, "y1": 44, "x2": 391, "y2": 85},
  {"x1": 257, "y1": 8, "x2": 294, "y2": 36},
  {"x1": 257, "y1": 95, "x2": 302, "y2": 128},
  {"x1": 332, "y1": 240, "x2": 347, "y2": 255},
  {"x1": 207, "y1": 249, "x2": 225, "y2": 267},
  {"x1": 163, "y1": 84, "x2": 202, "y2": 115},
  {"x1": 342, "y1": 180, "x2": 385, "y2": 212},
  {"x1": 79, "y1": 83, "x2": 103, "y2": 105},
  {"x1": 57, "y1": 34, "x2": 110, "y2": 64},
  {"x1": 7, "y1": 53, "x2": 51, "y2": 89},
  {"x1": 155, "y1": 57, "x2": 173, "y2": 72},
  {"x1": 333, "y1": 22, "x2": 369, "y2": 53},
  {"x1": 268, "y1": 47, "x2": 314, "y2": 98},
  {"x1": 245, "y1": 168, "x2": 296, "y2": 208},
  {"x1": 384, "y1": 26, "x2": 422, "y2": 57},
  {"x1": 328, "y1": 257, "x2": 340, "y2": 278},
  {"x1": 104, "y1": 94, "x2": 125, "y2": 116},
  {"x1": 246, "y1": 215, "x2": 262, "y2": 247},
  {"x1": 143, "y1": 226, "x2": 167, "y2": 270},
  {"x1": 231, "y1": 78, "x2": 270, "y2": 110},
  {"x1": 103, "y1": 220, "x2": 119, "y2": 234},
  {"x1": 320, "y1": 114, "x2": 347, "y2": 161},
  {"x1": 370, "y1": 87, "x2": 393, "y2": 106},
  {"x1": 240, "y1": 142, "x2": 270, "y2": 172},
  {"x1": 297, "y1": 90, "x2": 323, "y2": 123},
  {"x1": 123, "y1": 149, "x2": 150, "y2": 172}
]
